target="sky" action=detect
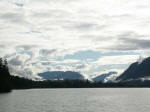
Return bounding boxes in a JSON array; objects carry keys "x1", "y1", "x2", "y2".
[{"x1": 0, "y1": 0, "x2": 150, "y2": 79}]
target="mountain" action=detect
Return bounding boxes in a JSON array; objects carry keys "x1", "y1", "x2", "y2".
[
  {"x1": 92, "y1": 72, "x2": 118, "y2": 83},
  {"x1": 38, "y1": 71, "x2": 85, "y2": 80},
  {"x1": 117, "y1": 56, "x2": 150, "y2": 81}
]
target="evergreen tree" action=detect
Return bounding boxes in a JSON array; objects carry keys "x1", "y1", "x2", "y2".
[{"x1": 0, "y1": 58, "x2": 11, "y2": 93}]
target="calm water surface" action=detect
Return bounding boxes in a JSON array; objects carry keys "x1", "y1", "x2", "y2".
[{"x1": 0, "y1": 88, "x2": 150, "y2": 112}]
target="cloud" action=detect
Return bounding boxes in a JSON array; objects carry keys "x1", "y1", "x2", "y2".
[
  {"x1": 54, "y1": 59, "x2": 81, "y2": 64},
  {"x1": 120, "y1": 38, "x2": 150, "y2": 50},
  {"x1": 95, "y1": 55, "x2": 140, "y2": 65},
  {"x1": 8, "y1": 54, "x2": 30, "y2": 66},
  {"x1": 39, "y1": 49, "x2": 57, "y2": 57},
  {"x1": 1, "y1": 0, "x2": 150, "y2": 79},
  {"x1": 1, "y1": 0, "x2": 150, "y2": 53},
  {"x1": 106, "y1": 32, "x2": 150, "y2": 51},
  {"x1": 9, "y1": 57, "x2": 22, "y2": 66},
  {"x1": 16, "y1": 45, "x2": 37, "y2": 51}
]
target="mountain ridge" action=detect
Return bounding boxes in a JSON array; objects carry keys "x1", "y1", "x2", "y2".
[
  {"x1": 117, "y1": 56, "x2": 150, "y2": 81},
  {"x1": 92, "y1": 71, "x2": 118, "y2": 82},
  {"x1": 38, "y1": 71, "x2": 85, "y2": 80}
]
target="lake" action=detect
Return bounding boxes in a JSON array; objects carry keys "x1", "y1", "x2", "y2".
[{"x1": 0, "y1": 88, "x2": 150, "y2": 112}]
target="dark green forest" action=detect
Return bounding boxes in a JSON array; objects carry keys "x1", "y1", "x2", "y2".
[{"x1": 0, "y1": 58, "x2": 11, "y2": 92}]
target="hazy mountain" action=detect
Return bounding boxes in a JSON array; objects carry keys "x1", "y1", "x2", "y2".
[
  {"x1": 117, "y1": 56, "x2": 150, "y2": 81},
  {"x1": 38, "y1": 71, "x2": 85, "y2": 80},
  {"x1": 92, "y1": 72, "x2": 118, "y2": 83}
]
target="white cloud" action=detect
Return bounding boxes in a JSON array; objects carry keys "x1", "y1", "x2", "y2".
[
  {"x1": 1, "y1": 0, "x2": 150, "y2": 54},
  {"x1": 55, "y1": 59, "x2": 81, "y2": 64},
  {"x1": 95, "y1": 55, "x2": 140, "y2": 65},
  {"x1": 1, "y1": 0, "x2": 150, "y2": 78}
]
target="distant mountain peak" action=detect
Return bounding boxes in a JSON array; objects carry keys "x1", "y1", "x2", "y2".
[
  {"x1": 92, "y1": 71, "x2": 118, "y2": 83},
  {"x1": 38, "y1": 71, "x2": 85, "y2": 80},
  {"x1": 116, "y1": 56, "x2": 150, "y2": 81}
]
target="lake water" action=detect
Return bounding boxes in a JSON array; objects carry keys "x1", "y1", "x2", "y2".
[{"x1": 0, "y1": 88, "x2": 150, "y2": 112}]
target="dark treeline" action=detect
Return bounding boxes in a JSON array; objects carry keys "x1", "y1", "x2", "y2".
[
  {"x1": 1, "y1": 58, "x2": 150, "y2": 93},
  {"x1": 9, "y1": 76, "x2": 150, "y2": 90},
  {"x1": 0, "y1": 58, "x2": 11, "y2": 93}
]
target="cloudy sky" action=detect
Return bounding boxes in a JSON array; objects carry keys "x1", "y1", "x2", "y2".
[{"x1": 0, "y1": 0, "x2": 150, "y2": 79}]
